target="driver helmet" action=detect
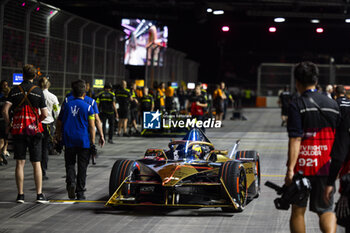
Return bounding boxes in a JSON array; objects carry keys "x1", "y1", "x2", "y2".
[{"x1": 192, "y1": 145, "x2": 202, "y2": 159}]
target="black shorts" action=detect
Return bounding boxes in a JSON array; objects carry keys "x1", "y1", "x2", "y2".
[
  {"x1": 13, "y1": 134, "x2": 42, "y2": 162},
  {"x1": 130, "y1": 108, "x2": 138, "y2": 121},
  {"x1": 294, "y1": 176, "x2": 335, "y2": 214},
  {"x1": 118, "y1": 107, "x2": 129, "y2": 119},
  {"x1": 0, "y1": 120, "x2": 6, "y2": 139},
  {"x1": 281, "y1": 106, "x2": 289, "y2": 116}
]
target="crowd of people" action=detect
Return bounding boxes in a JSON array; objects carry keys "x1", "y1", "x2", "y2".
[{"x1": 0, "y1": 64, "x2": 236, "y2": 203}]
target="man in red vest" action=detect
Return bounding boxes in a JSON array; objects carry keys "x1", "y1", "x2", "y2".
[{"x1": 2, "y1": 64, "x2": 49, "y2": 203}]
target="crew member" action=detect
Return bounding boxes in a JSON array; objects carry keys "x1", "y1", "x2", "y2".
[
  {"x1": 324, "y1": 84, "x2": 334, "y2": 99},
  {"x1": 140, "y1": 87, "x2": 154, "y2": 113},
  {"x1": 324, "y1": 109, "x2": 350, "y2": 232},
  {"x1": 116, "y1": 80, "x2": 131, "y2": 136},
  {"x1": 278, "y1": 86, "x2": 291, "y2": 127},
  {"x1": 177, "y1": 85, "x2": 187, "y2": 111},
  {"x1": 285, "y1": 61, "x2": 339, "y2": 233},
  {"x1": 188, "y1": 85, "x2": 208, "y2": 132},
  {"x1": 96, "y1": 83, "x2": 118, "y2": 144},
  {"x1": 64, "y1": 88, "x2": 105, "y2": 164},
  {"x1": 129, "y1": 82, "x2": 140, "y2": 135},
  {"x1": 39, "y1": 77, "x2": 59, "y2": 180},
  {"x1": 334, "y1": 85, "x2": 350, "y2": 118},
  {"x1": 213, "y1": 84, "x2": 226, "y2": 121},
  {"x1": 56, "y1": 79, "x2": 102, "y2": 200},
  {"x1": 222, "y1": 83, "x2": 233, "y2": 120},
  {"x1": 155, "y1": 82, "x2": 165, "y2": 111},
  {"x1": 165, "y1": 81, "x2": 174, "y2": 113},
  {"x1": 2, "y1": 64, "x2": 49, "y2": 203}
]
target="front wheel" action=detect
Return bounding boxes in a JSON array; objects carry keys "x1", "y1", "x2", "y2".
[
  {"x1": 109, "y1": 159, "x2": 138, "y2": 197},
  {"x1": 219, "y1": 161, "x2": 247, "y2": 212}
]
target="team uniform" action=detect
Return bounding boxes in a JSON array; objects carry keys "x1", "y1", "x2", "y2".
[
  {"x1": 115, "y1": 88, "x2": 131, "y2": 119},
  {"x1": 7, "y1": 80, "x2": 47, "y2": 162},
  {"x1": 129, "y1": 89, "x2": 138, "y2": 123},
  {"x1": 155, "y1": 88, "x2": 165, "y2": 111},
  {"x1": 327, "y1": 102, "x2": 350, "y2": 230},
  {"x1": 140, "y1": 94, "x2": 154, "y2": 112},
  {"x1": 96, "y1": 90, "x2": 116, "y2": 141},
  {"x1": 189, "y1": 94, "x2": 207, "y2": 132},
  {"x1": 58, "y1": 98, "x2": 95, "y2": 198},
  {"x1": 287, "y1": 89, "x2": 339, "y2": 214},
  {"x1": 336, "y1": 96, "x2": 350, "y2": 119}
]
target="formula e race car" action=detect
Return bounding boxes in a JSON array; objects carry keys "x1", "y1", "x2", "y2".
[{"x1": 106, "y1": 128, "x2": 261, "y2": 212}]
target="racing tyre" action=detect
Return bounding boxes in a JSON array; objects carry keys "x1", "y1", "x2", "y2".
[
  {"x1": 236, "y1": 150, "x2": 261, "y2": 199},
  {"x1": 109, "y1": 159, "x2": 139, "y2": 197},
  {"x1": 220, "y1": 161, "x2": 248, "y2": 213}
]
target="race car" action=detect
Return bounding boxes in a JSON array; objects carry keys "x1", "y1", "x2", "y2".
[{"x1": 106, "y1": 128, "x2": 261, "y2": 212}]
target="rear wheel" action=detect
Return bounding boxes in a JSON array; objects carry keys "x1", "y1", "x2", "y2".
[
  {"x1": 219, "y1": 161, "x2": 247, "y2": 212},
  {"x1": 109, "y1": 159, "x2": 138, "y2": 197},
  {"x1": 236, "y1": 150, "x2": 261, "y2": 198}
]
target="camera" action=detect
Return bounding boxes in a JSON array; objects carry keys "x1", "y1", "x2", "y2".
[{"x1": 265, "y1": 172, "x2": 311, "y2": 210}]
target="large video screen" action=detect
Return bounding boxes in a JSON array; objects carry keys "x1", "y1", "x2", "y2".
[{"x1": 122, "y1": 18, "x2": 168, "y2": 66}]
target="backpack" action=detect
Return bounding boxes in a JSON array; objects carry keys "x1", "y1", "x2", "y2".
[{"x1": 11, "y1": 85, "x2": 43, "y2": 136}]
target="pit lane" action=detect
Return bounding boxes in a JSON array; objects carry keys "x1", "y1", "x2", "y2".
[{"x1": 0, "y1": 108, "x2": 345, "y2": 233}]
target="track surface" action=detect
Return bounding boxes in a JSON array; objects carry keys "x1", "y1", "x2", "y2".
[{"x1": 0, "y1": 108, "x2": 345, "y2": 233}]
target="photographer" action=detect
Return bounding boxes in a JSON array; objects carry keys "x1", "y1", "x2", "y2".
[
  {"x1": 55, "y1": 80, "x2": 99, "y2": 200},
  {"x1": 324, "y1": 110, "x2": 350, "y2": 232},
  {"x1": 285, "y1": 62, "x2": 339, "y2": 233}
]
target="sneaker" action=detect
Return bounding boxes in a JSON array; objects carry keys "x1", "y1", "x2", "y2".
[
  {"x1": 66, "y1": 184, "x2": 76, "y2": 200},
  {"x1": 4, "y1": 151, "x2": 10, "y2": 157},
  {"x1": 36, "y1": 193, "x2": 49, "y2": 204},
  {"x1": 16, "y1": 194, "x2": 24, "y2": 203},
  {"x1": 76, "y1": 192, "x2": 86, "y2": 200},
  {"x1": 1, "y1": 153, "x2": 7, "y2": 165},
  {"x1": 91, "y1": 155, "x2": 96, "y2": 165},
  {"x1": 108, "y1": 139, "x2": 114, "y2": 144}
]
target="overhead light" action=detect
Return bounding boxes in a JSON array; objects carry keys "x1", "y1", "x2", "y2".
[
  {"x1": 207, "y1": 8, "x2": 213, "y2": 13},
  {"x1": 274, "y1": 17, "x2": 285, "y2": 23},
  {"x1": 213, "y1": 10, "x2": 224, "y2": 15},
  {"x1": 311, "y1": 19, "x2": 320, "y2": 24},
  {"x1": 222, "y1": 26, "x2": 230, "y2": 32},
  {"x1": 316, "y1": 27, "x2": 324, "y2": 33},
  {"x1": 346, "y1": 19, "x2": 350, "y2": 23},
  {"x1": 269, "y1": 27, "x2": 277, "y2": 33}
]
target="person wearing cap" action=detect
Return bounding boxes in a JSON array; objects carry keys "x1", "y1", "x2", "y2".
[{"x1": 96, "y1": 83, "x2": 118, "y2": 144}]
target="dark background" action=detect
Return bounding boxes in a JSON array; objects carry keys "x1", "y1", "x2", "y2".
[{"x1": 41, "y1": 0, "x2": 350, "y2": 86}]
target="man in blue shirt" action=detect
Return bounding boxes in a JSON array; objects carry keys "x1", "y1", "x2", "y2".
[
  {"x1": 56, "y1": 80, "x2": 98, "y2": 200},
  {"x1": 64, "y1": 91, "x2": 105, "y2": 163}
]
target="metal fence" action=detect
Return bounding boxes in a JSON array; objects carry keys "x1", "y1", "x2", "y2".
[
  {"x1": 0, "y1": 0, "x2": 125, "y2": 100},
  {"x1": 257, "y1": 63, "x2": 350, "y2": 96}
]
